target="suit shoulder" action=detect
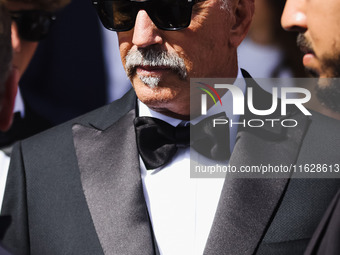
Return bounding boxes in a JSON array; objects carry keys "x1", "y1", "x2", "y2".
[
  {"x1": 20, "y1": 89, "x2": 136, "y2": 154},
  {"x1": 304, "y1": 109, "x2": 340, "y2": 142}
]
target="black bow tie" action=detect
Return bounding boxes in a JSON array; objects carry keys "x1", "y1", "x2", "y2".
[{"x1": 134, "y1": 112, "x2": 230, "y2": 170}]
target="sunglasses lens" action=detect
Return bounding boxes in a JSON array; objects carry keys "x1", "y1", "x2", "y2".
[
  {"x1": 94, "y1": 0, "x2": 194, "y2": 31},
  {"x1": 12, "y1": 11, "x2": 54, "y2": 41},
  {"x1": 150, "y1": 0, "x2": 193, "y2": 30},
  {"x1": 96, "y1": 0, "x2": 137, "y2": 32}
]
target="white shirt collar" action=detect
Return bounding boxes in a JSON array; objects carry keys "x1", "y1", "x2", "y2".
[
  {"x1": 13, "y1": 88, "x2": 25, "y2": 118},
  {"x1": 138, "y1": 101, "x2": 183, "y2": 127}
]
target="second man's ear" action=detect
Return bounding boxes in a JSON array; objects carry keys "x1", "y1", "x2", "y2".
[{"x1": 229, "y1": 0, "x2": 255, "y2": 47}]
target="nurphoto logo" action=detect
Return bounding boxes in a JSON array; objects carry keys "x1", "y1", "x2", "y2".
[{"x1": 195, "y1": 79, "x2": 312, "y2": 128}]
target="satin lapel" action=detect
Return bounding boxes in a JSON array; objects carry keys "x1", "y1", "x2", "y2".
[
  {"x1": 204, "y1": 73, "x2": 311, "y2": 255},
  {"x1": 72, "y1": 109, "x2": 155, "y2": 255}
]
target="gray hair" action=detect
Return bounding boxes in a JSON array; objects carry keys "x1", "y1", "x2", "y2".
[{"x1": 0, "y1": 2, "x2": 12, "y2": 99}]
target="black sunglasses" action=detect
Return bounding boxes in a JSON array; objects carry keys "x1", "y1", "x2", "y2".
[
  {"x1": 92, "y1": 0, "x2": 204, "y2": 32},
  {"x1": 10, "y1": 10, "x2": 56, "y2": 42}
]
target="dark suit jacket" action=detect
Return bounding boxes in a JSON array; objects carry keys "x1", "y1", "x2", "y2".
[
  {"x1": 0, "y1": 216, "x2": 12, "y2": 255},
  {"x1": 1, "y1": 75, "x2": 340, "y2": 255},
  {"x1": 304, "y1": 189, "x2": 340, "y2": 255},
  {"x1": 0, "y1": 103, "x2": 52, "y2": 150}
]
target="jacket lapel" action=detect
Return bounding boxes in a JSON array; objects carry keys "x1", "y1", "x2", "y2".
[
  {"x1": 72, "y1": 93, "x2": 155, "y2": 255},
  {"x1": 204, "y1": 72, "x2": 311, "y2": 255}
]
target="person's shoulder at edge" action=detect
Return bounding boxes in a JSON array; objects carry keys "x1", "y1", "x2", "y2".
[{"x1": 19, "y1": 89, "x2": 137, "y2": 145}]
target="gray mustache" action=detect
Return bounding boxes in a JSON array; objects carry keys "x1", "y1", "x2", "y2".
[{"x1": 125, "y1": 48, "x2": 187, "y2": 80}]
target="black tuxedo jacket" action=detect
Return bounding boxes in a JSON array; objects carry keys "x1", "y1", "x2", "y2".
[
  {"x1": 1, "y1": 75, "x2": 340, "y2": 255},
  {"x1": 304, "y1": 189, "x2": 340, "y2": 255}
]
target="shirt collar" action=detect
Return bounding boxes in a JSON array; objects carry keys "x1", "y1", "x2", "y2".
[
  {"x1": 138, "y1": 101, "x2": 183, "y2": 127},
  {"x1": 13, "y1": 88, "x2": 25, "y2": 118}
]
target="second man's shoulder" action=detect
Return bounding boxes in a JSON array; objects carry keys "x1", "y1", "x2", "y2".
[{"x1": 20, "y1": 89, "x2": 137, "y2": 153}]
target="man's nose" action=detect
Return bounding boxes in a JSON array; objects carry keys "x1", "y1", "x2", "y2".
[
  {"x1": 132, "y1": 10, "x2": 163, "y2": 48},
  {"x1": 281, "y1": 0, "x2": 307, "y2": 33}
]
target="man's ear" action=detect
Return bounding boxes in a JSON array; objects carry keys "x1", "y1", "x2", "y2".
[
  {"x1": 229, "y1": 0, "x2": 255, "y2": 47},
  {"x1": 11, "y1": 22, "x2": 21, "y2": 53},
  {"x1": 0, "y1": 68, "x2": 19, "y2": 131}
]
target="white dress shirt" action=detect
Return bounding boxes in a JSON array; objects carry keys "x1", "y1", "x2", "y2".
[
  {"x1": 13, "y1": 88, "x2": 25, "y2": 118},
  {"x1": 0, "y1": 151, "x2": 10, "y2": 213},
  {"x1": 139, "y1": 70, "x2": 246, "y2": 255}
]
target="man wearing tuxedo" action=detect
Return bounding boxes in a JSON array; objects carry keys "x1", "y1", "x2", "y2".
[
  {"x1": 1, "y1": 0, "x2": 340, "y2": 254},
  {"x1": 0, "y1": 0, "x2": 70, "y2": 213},
  {"x1": 281, "y1": 0, "x2": 340, "y2": 254},
  {"x1": 0, "y1": 0, "x2": 70, "y2": 243}
]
